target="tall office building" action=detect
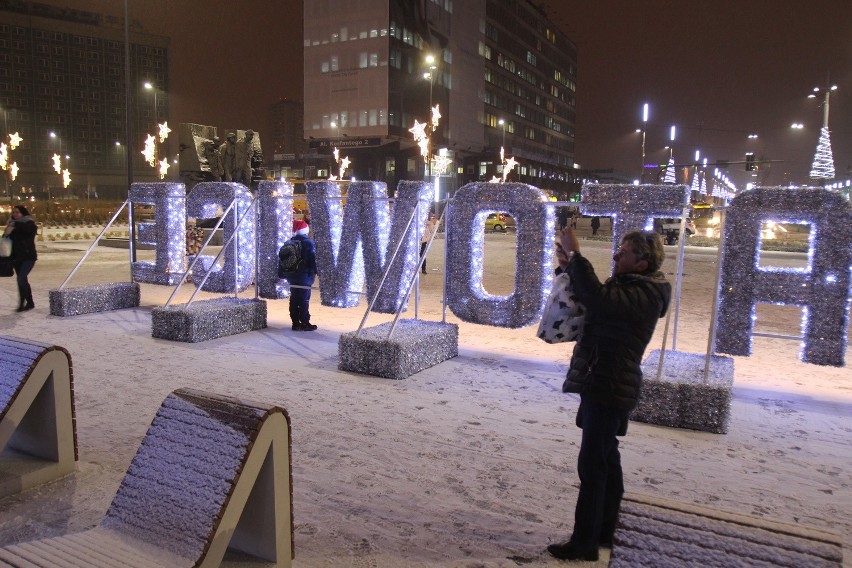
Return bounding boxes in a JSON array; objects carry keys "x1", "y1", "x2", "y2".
[
  {"x1": 303, "y1": 0, "x2": 579, "y2": 198},
  {"x1": 0, "y1": 0, "x2": 169, "y2": 199}
]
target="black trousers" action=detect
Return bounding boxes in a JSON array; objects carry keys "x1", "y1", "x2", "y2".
[
  {"x1": 569, "y1": 395, "x2": 628, "y2": 550},
  {"x1": 419, "y1": 242, "x2": 428, "y2": 273},
  {"x1": 289, "y1": 285, "x2": 312, "y2": 325},
  {"x1": 14, "y1": 259, "x2": 35, "y2": 307}
]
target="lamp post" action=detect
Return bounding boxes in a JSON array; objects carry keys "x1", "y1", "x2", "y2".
[
  {"x1": 144, "y1": 82, "x2": 158, "y2": 165},
  {"x1": 498, "y1": 118, "x2": 506, "y2": 152},
  {"x1": 639, "y1": 103, "x2": 649, "y2": 182},
  {"x1": 424, "y1": 53, "x2": 437, "y2": 178}
]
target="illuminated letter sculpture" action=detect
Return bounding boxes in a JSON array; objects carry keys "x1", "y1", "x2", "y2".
[
  {"x1": 715, "y1": 187, "x2": 852, "y2": 367},
  {"x1": 306, "y1": 180, "x2": 433, "y2": 311},
  {"x1": 256, "y1": 181, "x2": 295, "y2": 300},
  {"x1": 129, "y1": 182, "x2": 186, "y2": 285},
  {"x1": 581, "y1": 184, "x2": 690, "y2": 258},
  {"x1": 186, "y1": 182, "x2": 255, "y2": 293},
  {"x1": 446, "y1": 182, "x2": 553, "y2": 327}
]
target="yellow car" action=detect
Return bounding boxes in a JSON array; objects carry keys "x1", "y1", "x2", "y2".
[{"x1": 484, "y1": 213, "x2": 516, "y2": 232}]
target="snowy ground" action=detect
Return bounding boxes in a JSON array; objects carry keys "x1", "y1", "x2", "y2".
[{"x1": 0, "y1": 231, "x2": 849, "y2": 567}]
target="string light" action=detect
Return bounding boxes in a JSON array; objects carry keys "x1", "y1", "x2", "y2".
[
  {"x1": 52, "y1": 153, "x2": 62, "y2": 174},
  {"x1": 62, "y1": 168, "x2": 71, "y2": 188},
  {"x1": 0, "y1": 143, "x2": 7, "y2": 169},
  {"x1": 9, "y1": 162, "x2": 18, "y2": 180}
]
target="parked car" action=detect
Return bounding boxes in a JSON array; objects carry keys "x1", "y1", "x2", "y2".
[
  {"x1": 655, "y1": 217, "x2": 696, "y2": 245},
  {"x1": 484, "y1": 213, "x2": 516, "y2": 232}
]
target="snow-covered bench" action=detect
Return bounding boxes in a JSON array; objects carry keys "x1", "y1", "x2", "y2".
[
  {"x1": 0, "y1": 388, "x2": 294, "y2": 567},
  {"x1": 0, "y1": 336, "x2": 77, "y2": 498}
]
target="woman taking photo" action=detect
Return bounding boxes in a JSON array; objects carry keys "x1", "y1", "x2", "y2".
[{"x1": 4, "y1": 205, "x2": 37, "y2": 311}]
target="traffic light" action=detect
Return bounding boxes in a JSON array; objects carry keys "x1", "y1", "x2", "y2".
[{"x1": 745, "y1": 153, "x2": 755, "y2": 171}]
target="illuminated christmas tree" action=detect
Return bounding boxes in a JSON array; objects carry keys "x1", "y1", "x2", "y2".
[
  {"x1": 809, "y1": 126, "x2": 835, "y2": 180},
  {"x1": 662, "y1": 156, "x2": 676, "y2": 184}
]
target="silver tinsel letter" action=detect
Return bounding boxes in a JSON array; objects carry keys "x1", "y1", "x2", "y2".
[
  {"x1": 256, "y1": 181, "x2": 294, "y2": 300},
  {"x1": 715, "y1": 186, "x2": 852, "y2": 367},
  {"x1": 129, "y1": 182, "x2": 186, "y2": 285},
  {"x1": 186, "y1": 182, "x2": 255, "y2": 293},
  {"x1": 306, "y1": 180, "x2": 433, "y2": 311},
  {"x1": 446, "y1": 182, "x2": 553, "y2": 328},
  {"x1": 581, "y1": 184, "x2": 690, "y2": 259}
]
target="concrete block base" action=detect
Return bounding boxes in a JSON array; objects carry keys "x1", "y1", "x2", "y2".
[
  {"x1": 151, "y1": 298, "x2": 267, "y2": 343},
  {"x1": 339, "y1": 319, "x2": 458, "y2": 379},
  {"x1": 634, "y1": 350, "x2": 734, "y2": 434},
  {"x1": 49, "y1": 282, "x2": 140, "y2": 317}
]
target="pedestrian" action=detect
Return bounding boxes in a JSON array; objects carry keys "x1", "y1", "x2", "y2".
[
  {"x1": 571, "y1": 209, "x2": 580, "y2": 229},
  {"x1": 4, "y1": 205, "x2": 38, "y2": 312},
  {"x1": 558, "y1": 207, "x2": 570, "y2": 231},
  {"x1": 547, "y1": 227, "x2": 671, "y2": 562},
  {"x1": 283, "y1": 219, "x2": 318, "y2": 331},
  {"x1": 590, "y1": 215, "x2": 601, "y2": 236},
  {"x1": 420, "y1": 213, "x2": 437, "y2": 274}
]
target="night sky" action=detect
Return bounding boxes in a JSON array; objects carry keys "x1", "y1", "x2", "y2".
[{"x1": 37, "y1": 1, "x2": 852, "y2": 187}]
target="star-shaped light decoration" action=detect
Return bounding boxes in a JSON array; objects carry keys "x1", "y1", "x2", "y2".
[
  {"x1": 8, "y1": 132, "x2": 22, "y2": 150},
  {"x1": 141, "y1": 134, "x2": 157, "y2": 167},
  {"x1": 0, "y1": 143, "x2": 7, "y2": 169},
  {"x1": 418, "y1": 138, "x2": 429, "y2": 158},
  {"x1": 9, "y1": 162, "x2": 19, "y2": 180},
  {"x1": 430, "y1": 105, "x2": 441, "y2": 132},
  {"x1": 489, "y1": 176, "x2": 502, "y2": 183},
  {"x1": 328, "y1": 175, "x2": 338, "y2": 181},
  {"x1": 52, "y1": 153, "x2": 62, "y2": 174},
  {"x1": 502, "y1": 156, "x2": 518, "y2": 182},
  {"x1": 433, "y1": 154, "x2": 453, "y2": 175},
  {"x1": 158, "y1": 157, "x2": 170, "y2": 179},
  {"x1": 157, "y1": 122, "x2": 171, "y2": 143},
  {"x1": 333, "y1": 147, "x2": 340, "y2": 162},
  {"x1": 409, "y1": 120, "x2": 427, "y2": 141},
  {"x1": 339, "y1": 156, "x2": 351, "y2": 177},
  {"x1": 62, "y1": 168, "x2": 72, "y2": 188}
]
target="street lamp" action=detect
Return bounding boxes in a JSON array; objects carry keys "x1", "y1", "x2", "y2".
[
  {"x1": 639, "y1": 103, "x2": 649, "y2": 182},
  {"x1": 791, "y1": 123, "x2": 804, "y2": 129}
]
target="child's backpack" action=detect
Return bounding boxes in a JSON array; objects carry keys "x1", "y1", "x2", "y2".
[{"x1": 277, "y1": 239, "x2": 304, "y2": 277}]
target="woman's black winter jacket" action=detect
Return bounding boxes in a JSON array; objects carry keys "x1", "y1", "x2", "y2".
[{"x1": 561, "y1": 252, "x2": 671, "y2": 411}]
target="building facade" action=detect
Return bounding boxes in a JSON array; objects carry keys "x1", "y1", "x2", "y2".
[
  {"x1": 0, "y1": 0, "x2": 169, "y2": 200},
  {"x1": 302, "y1": 0, "x2": 580, "y2": 200}
]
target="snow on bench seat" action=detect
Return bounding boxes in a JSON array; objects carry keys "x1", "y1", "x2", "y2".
[
  {"x1": 0, "y1": 335, "x2": 77, "y2": 498},
  {"x1": 0, "y1": 388, "x2": 293, "y2": 568}
]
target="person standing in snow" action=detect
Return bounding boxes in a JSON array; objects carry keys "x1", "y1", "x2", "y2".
[{"x1": 547, "y1": 227, "x2": 671, "y2": 562}]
